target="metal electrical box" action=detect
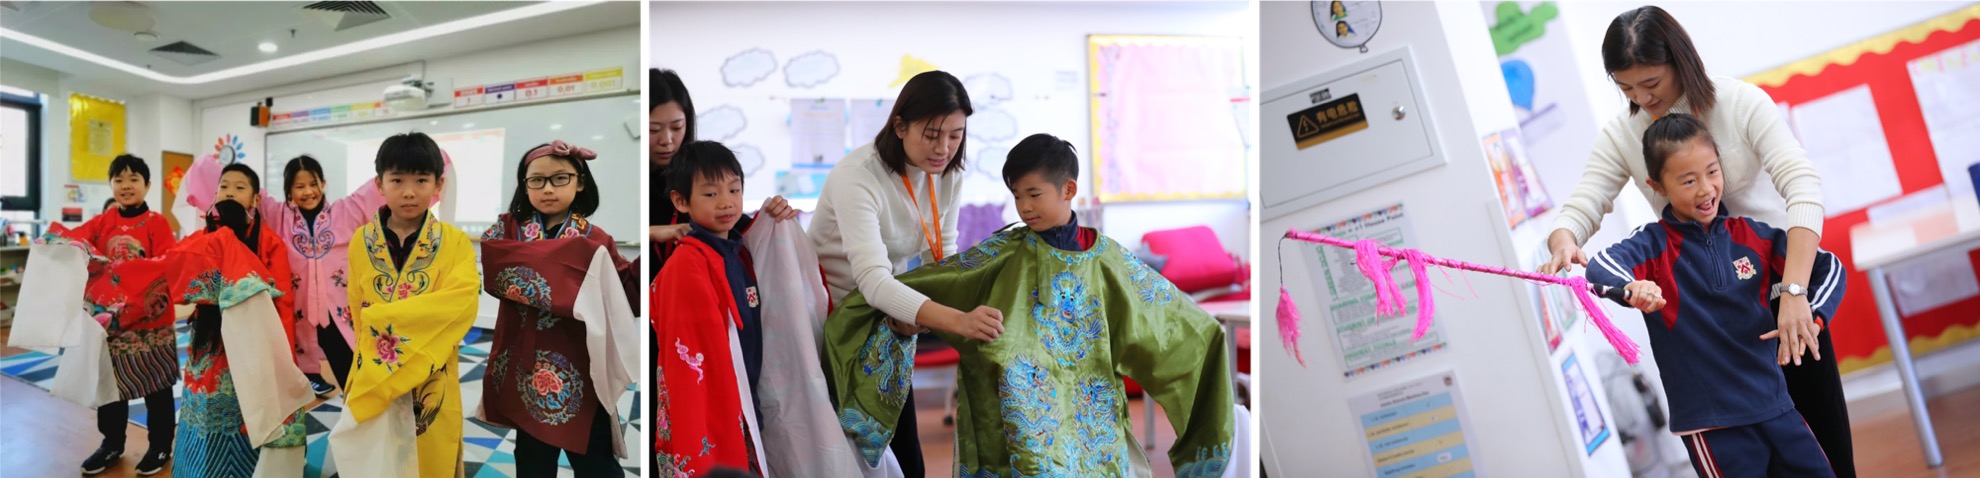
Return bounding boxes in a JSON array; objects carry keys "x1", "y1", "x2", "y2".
[{"x1": 1262, "y1": 46, "x2": 1443, "y2": 220}]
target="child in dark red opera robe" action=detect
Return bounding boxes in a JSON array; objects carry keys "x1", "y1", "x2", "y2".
[{"x1": 477, "y1": 140, "x2": 641, "y2": 477}]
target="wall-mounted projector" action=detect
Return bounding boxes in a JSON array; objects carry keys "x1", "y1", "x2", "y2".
[{"x1": 384, "y1": 77, "x2": 432, "y2": 112}]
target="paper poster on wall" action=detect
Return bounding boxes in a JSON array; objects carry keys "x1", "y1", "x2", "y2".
[
  {"x1": 1302, "y1": 203, "x2": 1447, "y2": 378},
  {"x1": 1485, "y1": 2, "x2": 1566, "y2": 143},
  {"x1": 1529, "y1": 283, "x2": 1563, "y2": 353},
  {"x1": 1090, "y1": 34, "x2": 1248, "y2": 201},
  {"x1": 1562, "y1": 352, "x2": 1612, "y2": 455},
  {"x1": 1524, "y1": 242, "x2": 1583, "y2": 346},
  {"x1": 1907, "y1": 37, "x2": 1980, "y2": 198},
  {"x1": 1351, "y1": 369, "x2": 1476, "y2": 477},
  {"x1": 777, "y1": 163, "x2": 833, "y2": 200},
  {"x1": 67, "y1": 94, "x2": 126, "y2": 182},
  {"x1": 1786, "y1": 85, "x2": 1903, "y2": 216},
  {"x1": 789, "y1": 98, "x2": 848, "y2": 166},
  {"x1": 1482, "y1": 128, "x2": 1551, "y2": 228},
  {"x1": 849, "y1": 98, "x2": 895, "y2": 146},
  {"x1": 62, "y1": 184, "x2": 83, "y2": 221}
]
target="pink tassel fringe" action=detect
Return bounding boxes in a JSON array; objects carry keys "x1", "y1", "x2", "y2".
[
  {"x1": 1283, "y1": 229, "x2": 1644, "y2": 364},
  {"x1": 1403, "y1": 249, "x2": 1435, "y2": 341},
  {"x1": 1566, "y1": 277, "x2": 1642, "y2": 364},
  {"x1": 1276, "y1": 285, "x2": 1305, "y2": 366}
]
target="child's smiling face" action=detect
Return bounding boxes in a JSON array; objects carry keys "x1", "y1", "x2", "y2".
[
  {"x1": 1648, "y1": 137, "x2": 1723, "y2": 224},
  {"x1": 111, "y1": 170, "x2": 148, "y2": 208},
  {"x1": 672, "y1": 170, "x2": 743, "y2": 235},
  {"x1": 289, "y1": 170, "x2": 324, "y2": 211},
  {"x1": 1008, "y1": 171, "x2": 1076, "y2": 232}
]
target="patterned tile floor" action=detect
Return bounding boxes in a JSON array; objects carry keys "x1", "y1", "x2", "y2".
[{"x1": 0, "y1": 325, "x2": 642, "y2": 477}]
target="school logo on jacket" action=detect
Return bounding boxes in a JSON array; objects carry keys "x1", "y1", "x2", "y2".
[
  {"x1": 747, "y1": 286, "x2": 759, "y2": 308},
  {"x1": 1734, "y1": 256, "x2": 1756, "y2": 280}
]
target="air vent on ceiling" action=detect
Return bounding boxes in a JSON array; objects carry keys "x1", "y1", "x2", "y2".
[
  {"x1": 148, "y1": 41, "x2": 219, "y2": 66},
  {"x1": 302, "y1": 1, "x2": 389, "y2": 31}
]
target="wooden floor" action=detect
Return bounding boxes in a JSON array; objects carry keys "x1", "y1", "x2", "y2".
[
  {"x1": 1848, "y1": 383, "x2": 1980, "y2": 478},
  {"x1": 1, "y1": 324, "x2": 175, "y2": 478},
  {"x1": 0, "y1": 327, "x2": 332, "y2": 478}
]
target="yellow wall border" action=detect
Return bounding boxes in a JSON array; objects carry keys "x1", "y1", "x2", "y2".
[{"x1": 1838, "y1": 321, "x2": 1980, "y2": 375}]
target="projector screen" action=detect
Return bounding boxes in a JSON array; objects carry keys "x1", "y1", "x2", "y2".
[{"x1": 339, "y1": 128, "x2": 507, "y2": 224}]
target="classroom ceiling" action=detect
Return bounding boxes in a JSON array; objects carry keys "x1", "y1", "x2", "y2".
[{"x1": 0, "y1": 1, "x2": 639, "y2": 100}]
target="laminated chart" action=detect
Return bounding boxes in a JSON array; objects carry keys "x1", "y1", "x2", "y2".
[{"x1": 1351, "y1": 370, "x2": 1476, "y2": 478}]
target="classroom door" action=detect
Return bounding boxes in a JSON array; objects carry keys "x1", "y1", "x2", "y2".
[{"x1": 161, "y1": 151, "x2": 192, "y2": 234}]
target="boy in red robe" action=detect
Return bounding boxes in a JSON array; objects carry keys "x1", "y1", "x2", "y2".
[
  {"x1": 64, "y1": 154, "x2": 180, "y2": 475},
  {"x1": 652, "y1": 141, "x2": 768, "y2": 477}
]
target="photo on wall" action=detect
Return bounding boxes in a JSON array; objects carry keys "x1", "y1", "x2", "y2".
[
  {"x1": 0, "y1": 2, "x2": 644, "y2": 477},
  {"x1": 652, "y1": 2, "x2": 1258, "y2": 477}
]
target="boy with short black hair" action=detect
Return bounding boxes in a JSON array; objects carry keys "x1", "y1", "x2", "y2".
[
  {"x1": 652, "y1": 140, "x2": 769, "y2": 476},
  {"x1": 62, "y1": 154, "x2": 180, "y2": 475},
  {"x1": 825, "y1": 133, "x2": 1237, "y2": 477},
  {"x1": 329, "y1": 132, "x2": 482, "y2": 477},
  {"x1": 1589, "y1": 113, "x2": 1844, "y2": 477}
]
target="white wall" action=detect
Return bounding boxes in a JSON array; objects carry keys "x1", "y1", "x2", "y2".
[
  {"x1": 0, "y1": 59, "x2": 60, "y2": 97},
  {"x1": 653, "y1": 1, "x2": 1258, "y2": 256},
  {"x1": 1259, "y1": 2, "x2": 1626, "y2": 476},
  {"x1": 192, "y1": 26, "x2": 640, "y2": 175}
]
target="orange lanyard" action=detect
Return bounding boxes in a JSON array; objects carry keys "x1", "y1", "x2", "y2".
[{"x1": 901, "y1": 173, "x2": 944, "y2": 262}]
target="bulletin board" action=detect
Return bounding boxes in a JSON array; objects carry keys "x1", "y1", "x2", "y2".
[
  {"x1": 1743, "y1": 4, "x2": 1980, "y2": 374},
  {"x1": 1087, "y1": 35, "x2": 1251, "y2": 202},
  {"x1": 66, "y1": 93, "x2": 125, "y2": 182}
]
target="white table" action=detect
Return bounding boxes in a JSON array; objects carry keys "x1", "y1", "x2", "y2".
[
  {"x1": 1199, "y1": 301, "x2": 1253, "y2": 381},
  {"x1": 1847, "y1": 191, "x2": 1980, "y2": 468}
]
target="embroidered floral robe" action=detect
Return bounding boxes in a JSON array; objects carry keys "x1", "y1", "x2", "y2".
[
  {"x1": 52, "y1": 208, "x2": 180, "y2": 400},
  {"x1": 177, "y1": 152, "x2": 450, "y2": 375},
  {"x1": 478, "y1": 213, "x2": 639, "y2": 457},
  {"x1": 331, "y1": 210, "x2": 481, "y2": 477},
  {"x1": 166, "y1": 225, "x2": 312, "y2": 477},
  {"x1": 653, "y1": 233, "x2": 766, "y2": 477},
  {"x1": 824, "y1": 227, "x2": 1236, "y2": 478}
]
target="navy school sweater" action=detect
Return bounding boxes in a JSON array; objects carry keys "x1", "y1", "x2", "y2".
[
  {"x1": 1586, "y1": 204, "x2": 1844, "y2": 432},
  {"x1": 686, "y1": 219, "x2": 762, "y2": 394}
]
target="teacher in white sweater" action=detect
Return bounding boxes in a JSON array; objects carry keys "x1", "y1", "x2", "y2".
[
  {"x1": 808, "y1": 70, "x2": 1006, "y2": 477},
  {"x1": 1538, "y1": 7, "x2": 1853, "y2": 477}
]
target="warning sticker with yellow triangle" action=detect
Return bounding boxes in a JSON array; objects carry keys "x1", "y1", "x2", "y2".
[{"x1": 1289, "y1": 93, "x2": 1368, "y2": 150}]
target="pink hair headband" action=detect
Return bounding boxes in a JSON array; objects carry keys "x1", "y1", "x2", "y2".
[
  {"x1": 523, "y1": 140, "x2": 597, "y2": 165},
  {"x1": 1276, "y1": 229, "x2": 1643, "y2": 367}
]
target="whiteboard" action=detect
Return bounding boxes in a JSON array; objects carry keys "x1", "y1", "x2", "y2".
[{"x1": 262, "y1": 93, "x2": 644, "y2": 237}]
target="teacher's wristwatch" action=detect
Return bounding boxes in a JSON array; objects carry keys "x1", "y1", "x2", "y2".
[{"x1": 1770, "y1": 282, "x2": 1807, "y2": 299}]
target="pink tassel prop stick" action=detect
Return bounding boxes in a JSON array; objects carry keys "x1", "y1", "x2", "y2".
[{"x1": 1278, "y1": 229, "x2": 1642, "y2": 364}]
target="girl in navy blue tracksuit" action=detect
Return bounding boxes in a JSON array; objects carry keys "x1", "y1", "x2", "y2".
[{"x1": 1589, "y1": 113, "x2": 1844, "y2": 478}]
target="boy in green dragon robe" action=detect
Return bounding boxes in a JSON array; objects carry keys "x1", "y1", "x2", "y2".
[{"x1": 825, "y1": 133, "x2": 1236, "y2": 477}]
